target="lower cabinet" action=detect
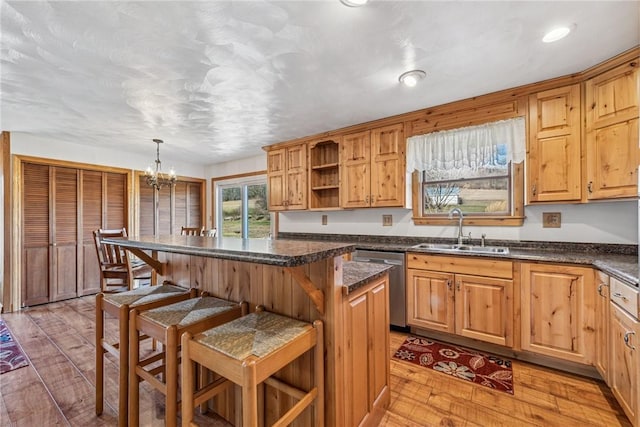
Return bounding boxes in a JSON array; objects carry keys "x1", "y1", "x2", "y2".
[
  {"x1": 520, "y1": 263, "x2": 595, "y2": 364},
  {"x1": 406, "y1": 254, "x2": 514, "y2": 347},
  {"x1": 609, "y1": 278, "x2": 640, "y2": 427},
  {"x1": 343, "y1": 275, "x2": 390, "y2": 427}
]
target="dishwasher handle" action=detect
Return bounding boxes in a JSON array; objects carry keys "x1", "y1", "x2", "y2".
[{"x1": 353, "y1": 257, "x2": 404, "y2": 266}]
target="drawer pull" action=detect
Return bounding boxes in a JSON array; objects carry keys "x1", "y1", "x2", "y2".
[
  {"x1": 612, "y1": 292, "x2": 629, "y2": 302},
  {"x1": 623, "y1": 331, "x2": 636, "y2": 350},
  {"x1": 456, "y1": 281, "x2": 461, "y2": 291},
  {"x1": 446, "y1": 279, "x2": 452, "y2": 291}
]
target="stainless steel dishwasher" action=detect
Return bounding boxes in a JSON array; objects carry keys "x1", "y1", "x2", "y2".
[{"x1": 352, "y1": 249, "x2": 406, "y2": 329}]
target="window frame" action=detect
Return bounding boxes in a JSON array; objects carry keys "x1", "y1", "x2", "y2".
[
  {"x1": 411, "y1": 161, "x2": 525, "y2": 226},
  {"x1": 211, "y1": 171, "x2": 270, "y2": 238}
]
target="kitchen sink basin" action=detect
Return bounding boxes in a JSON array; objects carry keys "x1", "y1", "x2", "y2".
[{"x1": 411, "y1": 243, "x2": 509, "y2": 255}]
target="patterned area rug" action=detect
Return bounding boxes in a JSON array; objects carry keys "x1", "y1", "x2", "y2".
[
  {"x1": 393, "y1": 335, "x2": 513, "y2": 394},
  {"x1": 0, "y1": 319, "x2": 29, "y2": 374}
]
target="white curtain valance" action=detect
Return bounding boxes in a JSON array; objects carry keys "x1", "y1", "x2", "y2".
[{"x1": 406, "y1": 117, "x2": 526, "y2": 173}]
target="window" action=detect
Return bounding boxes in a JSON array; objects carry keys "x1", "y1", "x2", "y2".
[
  {"x1": 215, "y1": 175, "x2": 270, "y2": 238},
  {"x1": 407, "y1": 117, "x2": 525, "y2": 226}
]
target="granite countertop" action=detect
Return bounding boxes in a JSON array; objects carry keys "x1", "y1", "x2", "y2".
[
  {"x1": 279, "y1": 232, "x2": 639, "y2": 287},
  {"x1": 103, "y1": 235, "x2": 355, "y2": 267},
  {"x1": 342, "y1": 261, "x2": 394, "y2": 295}
]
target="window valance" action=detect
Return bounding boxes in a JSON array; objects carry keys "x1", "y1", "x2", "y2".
[{"x1": 406, "y1": 117, "x2": 526, "y2": 173}]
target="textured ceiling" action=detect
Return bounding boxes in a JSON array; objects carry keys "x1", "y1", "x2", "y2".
[{"x1": 1, "y1": 1, "x2": 639, "y2": 166}]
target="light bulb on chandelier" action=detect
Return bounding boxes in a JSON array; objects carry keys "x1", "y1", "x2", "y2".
[{"x1": 144, "y1": 138, "x2": 177, "y2": 190}]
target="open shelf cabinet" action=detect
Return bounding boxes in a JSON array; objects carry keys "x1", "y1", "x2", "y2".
[{"x1": 309, "y1": 138, "x2": 341, "y2": 210}]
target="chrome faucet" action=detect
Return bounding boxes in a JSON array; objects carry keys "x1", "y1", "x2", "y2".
[{"x1": 448, "y1": 208, "x2": 464, "y2": 245}]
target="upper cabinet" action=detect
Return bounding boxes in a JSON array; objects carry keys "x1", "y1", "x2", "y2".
[
  {"x1": 528, "y1": 84, "x2": 582, "y2": 202},
  {"x1": 585, "y1": 61, "x2": 639, "y2": 200},
  {"x1": 341, "y1": 123, "x2": 405, "y2": 208},
  {"x1": 309, "y1": 138, "x2": 341, "y2": 210},
  {"x1": 267, "y1": 143, "x2": 307, "y2": 211}
]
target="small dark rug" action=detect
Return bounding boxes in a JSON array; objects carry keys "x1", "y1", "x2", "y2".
[
  {"x1": 393, "y1": 335, "x2": 513, "y2": 394},
  {"x1": 0, "y1": 319, "x2": 29, "y2": 374}
]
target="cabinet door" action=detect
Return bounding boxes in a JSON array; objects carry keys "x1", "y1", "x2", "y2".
[
  {"x1": 368, "y1": 281, "x2": 389, "y2": 409},
  {"x1": 343, "y1": 277, "x2": 389, "y2": 427},
  {"x1": 344, "y1": 292, "x2": 370, "y2": 426},
  {"x1": 341, "y1": 130, "x2": 371, "y2": 208},
  {"x1": 406, "y1": 269, "x2": 455, "y2": 334},
  {"x1": 267, "y1": 148, "x2": 287, "y2": 211},
  {"x1": 370, "y1": 123, "x2": 405, "y2": 207},
  {"x1": 610, "y1": 302, "x2": 639, "y2": 426},
  {"x1": 528, "y1": 84, "x2": 581, "y2": 202},
  {"x1": 285, "y1": 143, "x2": 307, "y2": 210},
  {"x1": 520, "y1": 263, "x2": 596, "y2": 364},
  {"x1": 455, "y1": 274, "x2": 513, "y2": 347},
  {"x1": 594, "y1": 271, "x2": 611, "y2": 383},
  {"x1": 586, "y1": 61, "x2": 639, "y2": 200}
]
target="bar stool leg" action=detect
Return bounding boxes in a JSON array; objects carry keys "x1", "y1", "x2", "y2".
[
  {"x1": 166, "y1": 325, "x2": 179, "y2": 427},
  {"x1": 241, "y1": 358, "x2": 259, "y2": 427},
  {"x1": 314, "y1": 320, "x2": 324, "y2": 427},
  {"x1": 129, "y1": 309, "x2": 141, "y2": 427},
  {"x1": 118, "y1": 305, "x2": 129, "y2": 427},
  {"x1": 95, "y1": 294, "x2": 104, "y2": 415},
  {"x1": 181, "y1": 332, "x2": 195, "y2": 427}
]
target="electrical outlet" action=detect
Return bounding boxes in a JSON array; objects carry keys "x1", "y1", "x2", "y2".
[
  {"x1": 382, "y1": 214, "x2": 392, "y2": 226},
  {"x1": 321, "y1": 214, "x2": 328, "y2": 225},
  {"x1": 542, "y1": 212, "x2": 561, "y2": 228}
]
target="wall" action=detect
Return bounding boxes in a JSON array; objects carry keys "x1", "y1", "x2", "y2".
[
  {"x1": 279, "y1": 201, "x2": 638, "y2": 244},
  {"x1": 10, "y1": 133, "x2": 206, "y2": 178}
]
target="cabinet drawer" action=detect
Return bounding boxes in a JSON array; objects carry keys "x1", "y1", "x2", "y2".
[
  {"x1": 611, "y1": 277, "x2": 639, "y2": 319},
  {"x1": 406, "y1": 253, "x2": 513, "y2": 279}
]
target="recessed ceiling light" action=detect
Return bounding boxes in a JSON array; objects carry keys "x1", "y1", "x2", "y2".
[
  {"x1": 340, "y1": 0, "x2": 368, "y2": 7},
  {"x1": 399, "y1": 70, "x2": 426, "y2": 87},
  {"x1": 543, "y1": 26, "x2": 572, "y2": 43}
]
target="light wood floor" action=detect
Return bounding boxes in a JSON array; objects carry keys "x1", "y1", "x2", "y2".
[{"x1": 0, "y1": 296, "x2": 632, "y2": 427}]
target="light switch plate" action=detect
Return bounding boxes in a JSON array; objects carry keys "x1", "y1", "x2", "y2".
[
  {"x1": 321, "y1": 214, "x2": 328, "y2": 225},
  {"x1": 542, "y1": 212, "x2": 561, "y2": 228},
  {"x1": 382, "y1": 214, "x2": 392, "y2": 226}
]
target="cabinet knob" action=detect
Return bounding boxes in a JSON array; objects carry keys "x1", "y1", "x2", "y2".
[
  {"x1": 446, "y1": 279, "x2": 452, "y2": 290},
  {"x1": 531, "y1": 184, "x2": 536, "y2": 197},
  {"x1": 624, "y1": 331, "x2": 636, "y2": 350},
  {"x1": 597, "y1": 282, "x2": 609, "y2": 297},
  {"x1": 456, "y1": 281, "x2": 461, "y2": 291},
  {"x1": 587, "y1": 181, "x2": 593, "y2": 194}
]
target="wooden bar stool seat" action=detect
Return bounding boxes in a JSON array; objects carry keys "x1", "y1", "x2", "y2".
[
  {"x1": 129, "y1": 296, "x2": 246, "y2": 427},
  {"x1": 181, "y1": 308, "x2": 324, "y2": 427},
  {"x1": 96, "y1": 283, "x2": 196, "y2": 427}
]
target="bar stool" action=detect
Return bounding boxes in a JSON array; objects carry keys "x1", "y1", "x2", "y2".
[
  {"x1": 129, "y1": 296, "x2": 247, "y2": 427},
  {"x1": 96, "y1": 283, "x2": 196, "y2": 426},
  {"x1": 181, "y1": 307, "x2": 324, "y2": 427}
]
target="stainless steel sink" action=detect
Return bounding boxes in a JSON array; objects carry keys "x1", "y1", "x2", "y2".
[{"x1": 411, "y1": 243, "x2": 509, "y2": 255}]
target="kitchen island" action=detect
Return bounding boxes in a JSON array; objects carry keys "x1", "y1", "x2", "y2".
[{"x1": 103, "y1": 235, "x2": 391, "y2": 427}]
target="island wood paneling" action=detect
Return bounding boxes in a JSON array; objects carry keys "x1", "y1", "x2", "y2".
[{"x1": 159, "y1": 251, "x2": 342, "y2": 427}]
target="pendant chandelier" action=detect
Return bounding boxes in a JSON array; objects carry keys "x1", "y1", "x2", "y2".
[{"x1": 145, "y1": 138, "x2": 177, "y2": 190}]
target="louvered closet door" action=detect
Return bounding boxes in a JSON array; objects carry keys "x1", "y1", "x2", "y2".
[
  {"x1": 51, "y1": 167, "x2": 78, "y2": 302},
  {"x1": 139, "y1": 179, "x2": 155, "y2": 236},
  {"x1": 105, "y1": 172, "x2": 127, "y2": 229},
  {"x1": 174, "y1": 181, "x2": 203, "y2": 229},
  {"x1": 22, "y1": 163, "x2": 51, "y2": 306},
  {"x1": 80, "y1": 170, "x2": 103, "y2": 296}
]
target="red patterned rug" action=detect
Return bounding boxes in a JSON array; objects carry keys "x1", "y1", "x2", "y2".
[
  {"x1": 0, "y1": 319, "x2": 29, "y2": 374},
  {"x1": 393, "y1": 336, "x2": 513, "y2": 394}
]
